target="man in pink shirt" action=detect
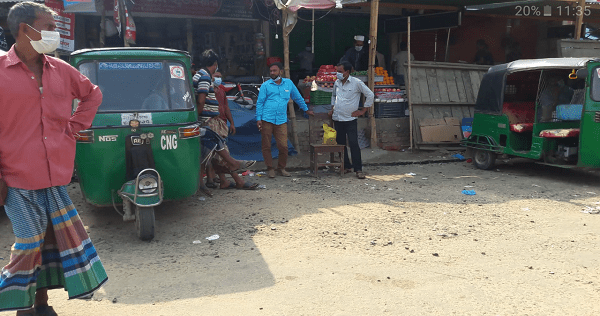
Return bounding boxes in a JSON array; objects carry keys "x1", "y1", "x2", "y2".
[{"x1": 0, "y1": 3, "x2": 107, "y2": 315}]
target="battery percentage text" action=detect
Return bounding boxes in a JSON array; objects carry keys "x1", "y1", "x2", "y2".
[
  {"x1": 515, "y1": 5, "x2": 542, "y2": 16},
  {"x1": 515, "y1": 5, "x2": 592, "y2": 17}
]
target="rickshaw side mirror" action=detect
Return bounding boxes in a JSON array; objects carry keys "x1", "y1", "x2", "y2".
[{"x1": 575, "y1": 68, "x2": 588, "y2": 79}]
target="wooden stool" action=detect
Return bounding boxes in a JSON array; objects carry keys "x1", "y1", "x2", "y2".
[{"x1": 309, "y1": 144, "x2": 345, "y2": 178}]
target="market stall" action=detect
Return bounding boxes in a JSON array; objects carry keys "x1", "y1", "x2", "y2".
[{"x1": 299, "y1": 65, "x2": 406, "y2": 120}]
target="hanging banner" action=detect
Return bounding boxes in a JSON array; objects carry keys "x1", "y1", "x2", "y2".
[
  {"x1": 63, "y1": 0, "x2": 97, "y2": 13},
  {"x1": 124, "y1": 4, "x2": 136, "y2": 44},
  {"x1": 45, "y1": 0, "x2": 75, "y2": 51},
  {"x1": 103, "y1": 0, "x2": 256, "y2": 20},
  {"x1": 113, "y1": 0, "x2": 121, "y2": 36}
]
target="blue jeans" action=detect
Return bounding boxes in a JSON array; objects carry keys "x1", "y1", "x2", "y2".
[{"x1": 334, "y1": 119, "x2": 362, "y2": 172}]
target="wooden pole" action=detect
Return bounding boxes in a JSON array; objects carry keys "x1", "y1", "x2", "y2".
[
  {"x1": 312, "y1": 9, "x2": 315, "y2": 53},
  {"x1": 368, "y1": 0, "x2": 379, "y2": 148},
  {"x1": 282, "y1": 9, "x2": 300, "y2": 151},
  {"x1": 445, "y1": 28, "x2": 451, "y2": 62},
  {"x1": 186, "y1": 19, "x2": 193, "y2": 56},
  {"x1": 407, "y1": 16, "x2": 415, "y2": 151},
  {"x1": 99, "y1": 0, "x2": 106, "y2": 47},
  {"x1": 575, "y1": 0, "x2": 585, "y2": 39}
]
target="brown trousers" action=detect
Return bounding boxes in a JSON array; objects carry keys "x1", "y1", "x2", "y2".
[{"x1": 261, "y1": 121, "x2": 288, "y2": 170}]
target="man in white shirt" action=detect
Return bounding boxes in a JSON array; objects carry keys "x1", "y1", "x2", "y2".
[
  {"x1": 391, "y1": 42, "x2": 414, "y2": 86},
  {"x1": 328, "y1": 61, "x2": 374, "y2": 179}
]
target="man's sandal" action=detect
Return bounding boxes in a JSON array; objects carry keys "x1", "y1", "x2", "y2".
[
  {"x1": 232, "y1": 160, "x2": 256, "y2": 172},
  {"x1": 238, "y1": 182, "x2": 259, "y2": 190},
  {"x1": 356, "y1": 171, "x2": 366, "y2": 179}
]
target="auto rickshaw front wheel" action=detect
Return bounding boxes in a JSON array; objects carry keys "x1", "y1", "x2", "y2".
[
  {"x1": 473, "y1": 149, "x2": 497, "y2": 170},
  {"x1": 135, "y1": 206, "x2": 155, "y2": 241}
]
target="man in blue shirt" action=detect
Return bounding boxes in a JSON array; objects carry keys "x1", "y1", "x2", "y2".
[{"x1": 256, "y1": 62, "x2": 314, "y2": 178}]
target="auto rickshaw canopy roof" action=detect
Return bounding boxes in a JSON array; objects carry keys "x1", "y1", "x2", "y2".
[
  {"x1": 475, "y1": 57, "x2": 599, "y2": 114},
  {"x1": 71, "y1": 47, "x2": 190, "y2": 58}
]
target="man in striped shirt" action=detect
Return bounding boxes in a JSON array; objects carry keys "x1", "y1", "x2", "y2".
[
  {"x1": 193, "y1": 49, "x2": 255, "y2": 195},
  {"x1": 193, "y1": 49, "x2": 220, "y2": 117}
]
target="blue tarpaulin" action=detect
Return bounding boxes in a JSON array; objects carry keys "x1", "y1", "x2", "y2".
[{"x1": 226, "y1": 100, "x2": 297, "y2": 162}]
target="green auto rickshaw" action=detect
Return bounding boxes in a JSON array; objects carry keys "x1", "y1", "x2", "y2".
[
  {"x1": 70, "y1": 48, "x2": 201, "y2": 240},
  {"x1": 463, "y1": 57, "x2": 600, "y2": 171}
]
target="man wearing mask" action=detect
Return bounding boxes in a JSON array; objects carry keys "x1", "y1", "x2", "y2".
[
  {"x1": 296, "y1": 40, "x2": 314, "y2": 79},
  {"x1": 194, "y1": 50, "x2": 255, "y2": 195},
  {"x1": 256, "y1": 62, "x2": 314, "y2": 178},
  {"x1": 328, "y1": 61, "x2": 374, "y2": 179},
  {"x1": 205, "y1": 72, "x2": 261, "y2": 190},
  {"x1": 391, "y1": 42, "x2": 414, "y2": 86},
  {"x1": 340, "y1": 35, "x2": 368, "y2": 72},
  {"x1": 0, "y1": 2, "x2": 108, "y2": 315}
]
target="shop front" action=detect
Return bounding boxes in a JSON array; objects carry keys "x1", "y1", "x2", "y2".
[{"x1": 71, "y1": 0, "x2": 270, "y2": 77}]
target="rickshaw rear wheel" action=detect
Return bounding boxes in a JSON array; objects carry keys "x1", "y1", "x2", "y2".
[
  {"x1": 135, "y1": 206, "x2": 155, "y2": 241},
  {"x1": 473, "y1": 149, "x2": 497, "y2": 170}
]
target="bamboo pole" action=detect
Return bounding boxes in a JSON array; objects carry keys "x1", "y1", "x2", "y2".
[
  {"x1": 282, "y1": 9, "x2": 300, "y2": 151},
  {"x1": 368, "y1": 0, "x2": 379, "y2": 148},
  {"x1": 99, "y1": 0, "x2": 106, "y2": 47},
  {"x1": 575, "y1": 0, "x2": 585, "y2": 39},
  {"x1": 407, "y1": 16, "x2": 415, "y2": 151},
  {"x1": 186, "y1": 19, "x2": 193, "y2": 56}
]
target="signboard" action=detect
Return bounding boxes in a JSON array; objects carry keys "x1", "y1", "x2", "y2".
[
  {"x1": 103, "y1": 0, "x2": 255, "y2": 19},
  {"x1": 99, "y1": 62, "x2": 163, "y2": 70},
  {"x1": 45, "y1": 0, "x2": 75, "y2": 52},
  {"x1": 63, "y1": 0, "x2": 97, "y2": 13}
]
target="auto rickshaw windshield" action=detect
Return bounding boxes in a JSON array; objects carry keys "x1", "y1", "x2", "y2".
[
  {"x1": 590, "y1": 66, "x2": 600, "y2": 102},
  {"x1": 78, "y1": 61, "x2": 194, "y2": 112}
]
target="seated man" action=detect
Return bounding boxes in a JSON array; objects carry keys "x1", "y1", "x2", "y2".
[{"x1": 200, "y1": 128, "x2": 257, "y2": 195}]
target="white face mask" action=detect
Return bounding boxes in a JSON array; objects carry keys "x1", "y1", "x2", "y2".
[
  {"x1": 355, "y1": 46, "x2": 363, "y2": 52},
  {"x1": 26, "y1": 24, "x2": 60, "y2": 54},
  {"x1": 336, "y1": 72, "x2": 345, "y2": 80}
]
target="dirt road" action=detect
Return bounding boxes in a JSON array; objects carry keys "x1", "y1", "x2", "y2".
[{"x1": 1, "y1": 160, "x2": 599, "y2": 315}]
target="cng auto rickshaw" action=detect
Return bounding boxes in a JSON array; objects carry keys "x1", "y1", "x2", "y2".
[
  {"x1": 70, "y1": 48, "x2": 201, "y2": 240},
  {"x1": 463, "y1": 57, "x2": 600, "y2": 171}
]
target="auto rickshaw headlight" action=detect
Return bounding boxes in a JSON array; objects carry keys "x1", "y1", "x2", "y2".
[
  {"x1": 138, "y1": 174, "x2": 158, "y2": 194},
  {"x1": 74, "y1": 130, "x2": 94, "y2": 143},
  {"x1": 178, "y1": 123, "x2": 202, "y2": 139}
]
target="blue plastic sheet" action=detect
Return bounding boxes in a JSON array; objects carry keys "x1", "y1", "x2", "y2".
[
  {"x1": 452, "y1": 154, "x2": 466, "y2": 161},
  {"x1": 461, "y1": 190, "x2": 476, "y2": 196},
  {"x1": 226, "y1": 100, "x2": 297, "y2": 162}
]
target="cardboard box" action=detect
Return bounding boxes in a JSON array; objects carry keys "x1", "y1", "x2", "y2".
[{"x1": 419, "y1": 117, "x2": 463, "y2": 143}]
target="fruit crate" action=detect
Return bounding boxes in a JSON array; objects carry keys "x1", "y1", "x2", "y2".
[
  {"x1": 310, "y1": 90, "x2": 333, "y2": 105},
  {"x1": 374, "y1": 102, "x2": 407, "y2": 118}
]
